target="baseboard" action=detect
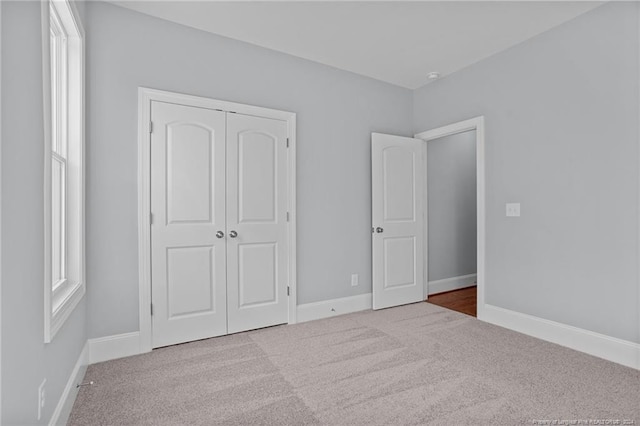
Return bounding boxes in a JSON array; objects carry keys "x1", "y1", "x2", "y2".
[
  {"x1": 296, "y1": 293, "x2": 372, "y2": 323},
  {"x1": 88, "y1": 331, "x2": 142, "y2": 364},
  {"x1": 482, "y1": 304, "x2": 640, "y2": 370},
  {"x1": 88, "y1": 297, "x2": 373, "y2": 362},
  {"x1": 428, "y1": 273, "x2": 477, "y2": 295},
  {"x1": 49, "y1": 342, "x2": 88, "y2": 426}
]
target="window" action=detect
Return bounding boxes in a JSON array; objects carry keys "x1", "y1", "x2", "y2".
[{"x1": 45, "y1": 0, "x2": 85, "y2": 343}]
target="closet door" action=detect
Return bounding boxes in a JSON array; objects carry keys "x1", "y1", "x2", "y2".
[
  {"x1": 226, "y1": 113, "x2": 289, "y2": 334},
  {"x1": 150, "y1": 101, "x2": 227, "y2": 348}
]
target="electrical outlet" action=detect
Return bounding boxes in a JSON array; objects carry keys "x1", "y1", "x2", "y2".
[
  {"x1": 38, "y1": 379, "x2": 46, "y2": 421},
  {"x1": 351, "y1": 273, "x2": 359, "y2": 287},
  {"x1": 506, "y1": 203, "x2": 521, "y2": 217}
]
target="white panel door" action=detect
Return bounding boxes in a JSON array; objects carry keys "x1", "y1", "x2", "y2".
[
  {"x1": 151, "y1": 101, "x2": 227, "y2": 348},
  {"x1": 226, "y1": 113, "x2": 289, "y2": 334},
  {"x1": 372, "y1": 133, "x2": 425, "y2": 310}
]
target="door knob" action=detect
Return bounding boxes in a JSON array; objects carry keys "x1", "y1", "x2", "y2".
[
  {"x1": 376, "y1": 227, "x2": 383, "y2": 233},
  {"x1": 216, "y1": 231, "x2": 224, "y2": 239},
  {"x1": 229, "y1": 230, "x2": 238, "y2": 238}
]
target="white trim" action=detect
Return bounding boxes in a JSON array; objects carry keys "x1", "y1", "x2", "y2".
[
  {"x1": 0, "y1": 1, "x2": 3, "y2": 420},
  {"x1": 137, "y1": 89, "x2": 152, "y2": 354},
  {"x1": 43, "y1": 0, "x2": 86, "y2": 343},
  {"x1": 414, "y1": 116, "x2": 486, "y2": 318},
  {"x1": 137, "y1": 87, "x2": 297, "y2": 351},
  {"x1": 49, "y1": 342, "x2": 88, "y2": 426},
  {"x1": 49, "y1": 283, "x2": 85, "y2": 339},
  {"x1": 43, "y1": 0, "x2": 53, "y2": 343},
  {"x1": 636, "y1": 0, "x2": 640, "y2": 366},
  {"x1": 88, "y1": 332, "x2": 142, "y2": 364},
  {"x1": 287, "y1": 117, "x2": 298, "y2": 324},
  {"x1": 428, "y1": 274, "x2": 477, "y2": 296},
  {"x1": 483, "y1": 304, "x2": 640, "y2": 370},
  {"x1": 296, "y1": 293, "x2": 372, "y2": 323}
]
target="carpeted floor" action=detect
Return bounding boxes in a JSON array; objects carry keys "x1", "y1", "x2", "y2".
[{"x1": 69, "y1": 303, "x2": 640, "y2": 425}]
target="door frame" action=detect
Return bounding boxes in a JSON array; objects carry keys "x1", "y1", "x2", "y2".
[
  {"x1": 137, "y1": 87, "x2": 297, "y2": 353},
  {"x1": 414, "y1": 116, "x2": 486, "y2": 319}
]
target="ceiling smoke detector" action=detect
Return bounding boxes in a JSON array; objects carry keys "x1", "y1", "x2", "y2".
[{"x1": 427, "y1": 72, "x2": 440, "y2": 80}]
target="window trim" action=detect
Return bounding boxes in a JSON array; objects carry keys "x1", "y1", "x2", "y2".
[{"x1": 43, "y1": 0, "x2": 85, "y2": 343}]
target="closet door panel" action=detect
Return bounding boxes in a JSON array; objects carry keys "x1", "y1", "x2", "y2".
[
  {"x1": 150, "y1": 101, "x2": 227, "y2": 348},
  {"x1": 226, "y1": 113, "x2": 289, "y2": 334}
]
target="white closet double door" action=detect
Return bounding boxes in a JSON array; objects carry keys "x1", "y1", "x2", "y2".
[{"x1": 150, "y1": 101, "x2": 289, "y2": 348}]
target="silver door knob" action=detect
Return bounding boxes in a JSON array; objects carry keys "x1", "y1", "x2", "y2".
[
  {"x1": 229, "y1": 230, "x2": 238, "y2": 238},
  {"x1": 216, "y1": 231, "x2": 224, "y2": 239},
  {"x1": 376, "y1": 227, "x2": 383, "y2": 233}
]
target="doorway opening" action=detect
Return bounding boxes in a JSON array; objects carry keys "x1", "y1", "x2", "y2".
[{"x1": 415, "y1": 117, "x2": 485, "y2": 318}]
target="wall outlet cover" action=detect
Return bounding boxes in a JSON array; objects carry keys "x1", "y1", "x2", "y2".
[
  {"x1": 351, "y1": 274, "x2": 359, "y2": 286},
  {"x1": 38, "y1": 379, "x2": 47, "y2": 421},
  {"x1": 506, "y1": 203, "x2": 521, "y2": 217}
]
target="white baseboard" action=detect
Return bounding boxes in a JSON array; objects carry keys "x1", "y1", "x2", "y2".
[
  {"x1": 87, "y1": 296, "x2": 373, "y2": 364},
  {"x1": 428, "y1": 273, "x2": 477, "y2": 295},
  {"x1": 482, "y1": 304, "x2": 640, "y2": 370},
  {"x1": 86, "y1": 296, "x2": 373, "y2": 365},
  {"x1": 297, "y1": 293, "x2": 372, "y2": 323},
  {"x1": 49, "y1": 342, "x2": 88, "y2": 426},
  {"x1": 88, "y1": 331, "x2": 142, "y2": 364}
]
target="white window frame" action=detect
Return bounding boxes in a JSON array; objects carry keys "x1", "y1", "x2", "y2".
[{"x1": 43, "y1": 0, "x2": 85, "y2": 343}]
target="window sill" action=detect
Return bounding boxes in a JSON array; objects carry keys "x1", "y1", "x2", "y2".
[{"x1": 46, "y1": 281, "x2": 85, "y2": 343}]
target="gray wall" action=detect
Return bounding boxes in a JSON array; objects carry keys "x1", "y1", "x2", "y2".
[
  {"x1": 427, "y1": 131, "x2": 477, "y2": 282},
  {"x1": 1, "y1": 3, "x2": 639, "y2": 422},
  {"x1": 1, "y1": 2, "x2": 88, "y2": 424},
  {"x1": 85, "y1": 2, "x2": 413, "y2": 338},
  {"x1": 414, "y1": 2, "x2": 639, "y2": 343}
]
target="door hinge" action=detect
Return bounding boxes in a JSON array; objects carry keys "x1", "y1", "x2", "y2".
[
  {"x1": 149, "y1": 121, "x2": 153, "y2": 134},
  {"x1": 151, "y1": 303, "x2": 154, "y2": 316},
  {"x1": 286, "y1": 212, "x2": 290, "y2": 222},
  {"x1": 286, "y1": 138, "x2": 289, "y2": 148},
  {"x1": 150, "y1": 213, "x2": 154, "y2": 225},
  {"x1": 287, "y1": 286, "x2": 290, "y2": 296}
]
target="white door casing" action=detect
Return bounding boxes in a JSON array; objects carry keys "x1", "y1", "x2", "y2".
[
  {"x1": 414, "y1": 116, "x2": 485, "y2": 317},
  {"x1": 150, "y1": 101, "x2": 228, "y2": 348},
  {"x1": 226, "y1": 113, "x2": 289, "y2": 333},
  {"x1": 150, "y1": 101, "x2": 291, "y2": 347},
  {"x1": 372, "y1": 133, "x2": 425, "y2": 310},
  {"x1": 139, "y1": 88, "x2": 297, "y2": 353}
]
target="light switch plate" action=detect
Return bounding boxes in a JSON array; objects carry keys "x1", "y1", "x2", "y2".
[{"x1": 506, "y1": 203, "x2": 520, "y2": 217}]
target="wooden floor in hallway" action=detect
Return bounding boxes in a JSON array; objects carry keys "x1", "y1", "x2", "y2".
[{"x1": 426, "y1": 286, "x2": 477, "y2": 317}]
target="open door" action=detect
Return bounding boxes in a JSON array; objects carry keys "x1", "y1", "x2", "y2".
[{"x1": 372, "y1": 133, "x2": 425, "y2": 310}]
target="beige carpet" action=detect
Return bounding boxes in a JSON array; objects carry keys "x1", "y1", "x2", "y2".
[{"x1": 69, "y1": 303, "x2": 640, "y2": 425}]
